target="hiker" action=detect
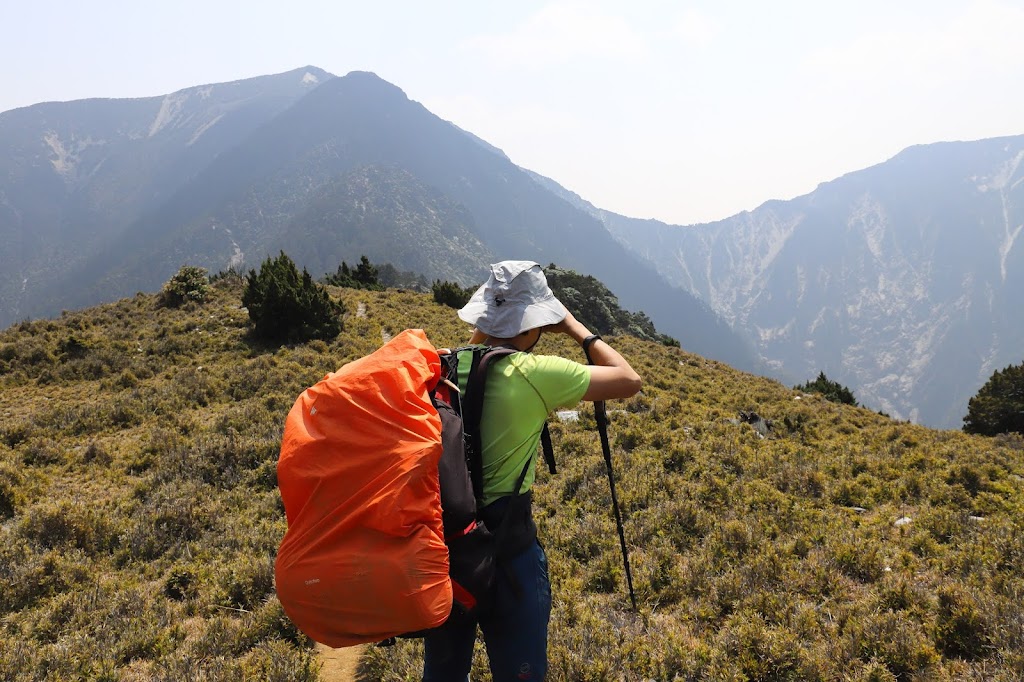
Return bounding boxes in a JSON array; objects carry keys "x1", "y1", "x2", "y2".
[{"x1": 423, "y1": 260, "x2": 642, "y2": 682}]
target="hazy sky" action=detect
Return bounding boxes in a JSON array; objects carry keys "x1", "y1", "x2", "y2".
[{"x1": 4, "y1": 0, "x2": 1024, "y2": 225}]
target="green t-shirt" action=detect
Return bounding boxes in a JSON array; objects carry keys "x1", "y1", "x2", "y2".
[{"x1": 458, "y1": 349, "x2": 590, "y2": 506}]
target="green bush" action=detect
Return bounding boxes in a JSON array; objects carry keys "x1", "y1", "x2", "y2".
[
  {"x1": 795, "y1": 371, "x2": 859, "y2": 406},
  {"x1": 163, "y1": 567, "x2": 199, "y2": 601},
  {"x1": 242, "y1": 252, "x2": 344, "y2": 344},
  {"x1": 377, "y1": 262, "x2": 429, "y2": 290},
  {"x1": 17, "y1": 501, "x2": 119, "y2": 555},
  {"x1": 218, "y1": 558, "x2": 275, "y2": 611},
  {"x1": 845, "y1": 610, "x2": 939, "y2": 678},
  {"x1": 240, "y1": 640, "x2": 320, "y2": 681},
  {"x1": 57, "y1": 334, "x2": 90, "y2": 359},
  {"x1": 162, "y1": 265, "x2": 211, "y2": 307},
  {"x1": 432, "y1": 279, "x2": 474, "y2": 309},
  {"x1": 323, "y1": 255, "x2": 384, "y2": 291},
  {"x1": 963, "y1": 361, "x2": 1024, "y2": 436}
]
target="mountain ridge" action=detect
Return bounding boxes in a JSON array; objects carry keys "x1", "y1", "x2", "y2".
[
  {"x1": 1, "y1": 67, "x2": 758, "y2": 373},
  {"x1": 7, "y1": 66, "x2": 1021, "y2": 425},
  {"x1": 597, "y1": 134, "x2": 1024, "y2": 427},
  {"x1": 0, "y1": 66, "x2": 334, "y2": 322}
]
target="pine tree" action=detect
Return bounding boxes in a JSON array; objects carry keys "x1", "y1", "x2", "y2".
[
  {"x1": 353, "y1": 255, "x2": 383, "y2": 290},
  {"x1": 963, "y1": 362, "x2": 1024, "y2": 436},
  {"x1": 324, "y1": 255, "x2": 383, "y2": 291},
  {"x1": 794, "y1": 372, "x2": 858, "y2": 406},
  {"x1": 432, "y1": 280, "x2": 474, "y2": 309},
  {"x1": 242, "y1": 252, "x2": 343, "y2": 344},
  {"x1": 324, "y1": 261, "x2": 356, "y2": 288}
]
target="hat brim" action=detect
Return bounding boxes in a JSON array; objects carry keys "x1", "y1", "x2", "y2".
[{"x1": 458, "y1": 291, "x2": 567, "y2": 338}]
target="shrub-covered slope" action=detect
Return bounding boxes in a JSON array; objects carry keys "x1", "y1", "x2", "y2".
[{"x1": 1, "y1": 282, "x2": 1022, "y2": 681}]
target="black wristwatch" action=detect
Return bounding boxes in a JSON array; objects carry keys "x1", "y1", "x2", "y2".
[{"x1": 581, "y1": 334, "x2": 602, "y2": 353}]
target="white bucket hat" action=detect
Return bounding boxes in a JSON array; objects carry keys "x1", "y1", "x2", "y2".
[{"x1": 458, "y1": 261, "x2": 568, "y2": 338}]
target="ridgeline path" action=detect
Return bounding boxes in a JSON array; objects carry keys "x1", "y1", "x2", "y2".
[{"x1": 316, "y1": 643, "x2": 364, "y2": 681}]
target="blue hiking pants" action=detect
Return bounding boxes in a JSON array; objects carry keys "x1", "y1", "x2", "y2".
[{"x1": 422, "y1": 540, "x2": 552, "y2": 681}]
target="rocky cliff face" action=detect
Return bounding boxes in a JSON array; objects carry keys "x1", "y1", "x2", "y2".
[{"x1": 600, "y1": 136, "x2": 1024, "y2": 428}]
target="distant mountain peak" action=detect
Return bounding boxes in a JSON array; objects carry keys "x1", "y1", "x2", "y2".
[
  {"x1": 334, "y1": 70, "x2": 408, "y2": 98},
  {"x1": 293, "y1": 65, "x2": 332, "y2": 84},
  {"x1": 342, "y1": 70, "x2": 388, "y2": 81}
]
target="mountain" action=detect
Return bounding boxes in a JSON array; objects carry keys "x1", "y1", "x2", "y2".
[
  {"x1": 0, "y1": 66, "x2": 334, "y2": 323},
  {"x1": 596, "y1": 136, "x2": 1024, "y2": 428},
  {"x1": 0, "y1": 69, "x2": 757, "y2": 372}
]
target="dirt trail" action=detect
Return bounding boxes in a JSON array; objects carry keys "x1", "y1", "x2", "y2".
[{"x1": 316, "y1": 643, "x2": 364, "y2": 681}]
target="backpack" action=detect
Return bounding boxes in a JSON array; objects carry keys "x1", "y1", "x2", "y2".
[{"x1": 274, "y1": 329, "x2": 553, "y2": 647}]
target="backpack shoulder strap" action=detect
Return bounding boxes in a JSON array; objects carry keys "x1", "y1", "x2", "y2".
[
  {"x1": 540, "y1": 423, "x2": 556, "y2": 475},
  {"x1": 462, "y1": 346, "x2": 518, "y2": 504},
  {"x1": 459, "y1": 346, "x2": 559, "y2": 500}
]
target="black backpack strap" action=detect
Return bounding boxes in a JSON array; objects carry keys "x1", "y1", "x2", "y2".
[
  {"x1": 461, "y1": 347, "x2": 558, "y2": 489},
  {"x1": 462, "y1": 346, "x2": 518, "y2": 504},
  {"x1": 540, "y1": 423, "x2": 556, "y2": 475}
]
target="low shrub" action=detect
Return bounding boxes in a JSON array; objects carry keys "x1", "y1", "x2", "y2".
[
  {"x1": 162, "y1": 265, "x2": 211, "y2": 307},
  {"x1": 17, "y1": 500, "x2": 120, "y2": 555},
  {"x1": 935, "y1": 585, "x2": 992, "y2": 660}
]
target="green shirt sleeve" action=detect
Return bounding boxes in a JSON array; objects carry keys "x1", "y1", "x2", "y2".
[{"x1": 512, "y1": 353, "x2": 591, "y2": 411}]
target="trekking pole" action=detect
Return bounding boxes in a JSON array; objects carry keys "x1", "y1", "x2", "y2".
[{"x1": 584, "y1": 345, "x2": 637, "y2": 612}]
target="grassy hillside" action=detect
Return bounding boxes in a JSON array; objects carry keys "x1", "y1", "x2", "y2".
[{"x1": 1, "y1": 280, "x2": 1022, "y2": 681}]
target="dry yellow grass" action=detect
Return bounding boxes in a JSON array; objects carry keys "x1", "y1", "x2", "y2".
[{"x1": 1, "y1": 278, "x2": 1022, "y2": 680}]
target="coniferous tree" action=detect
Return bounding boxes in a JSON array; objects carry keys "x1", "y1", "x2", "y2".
[
  {"x1": 324, "y1": 261, "x2": 356, "y2": 288},
  {"x1": 324, "y1": 256, "x2": 384, "y2": 291},
  {"x1": 794, "y1": 372, "x2": 859, "y2": 406},
  {"x1": 432, "y1": 280, "x2": 474, "y2": 309},
  {"x1": 242, "y1": 252, "x2": 343, "y2": 343},
  {"x1": 353, "y1": 256, "x2": 383, "y2": 290},
  {"x1": 963, "y1": 362, "x2": 1024, "y2": 436}
]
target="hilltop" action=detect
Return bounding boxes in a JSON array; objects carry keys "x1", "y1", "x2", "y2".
[{"x1": 1, "y1": 279, "x2": 1023, "y2": 680}]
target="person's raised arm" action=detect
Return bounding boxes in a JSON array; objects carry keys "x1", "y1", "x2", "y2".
[{"x1": 544, "y1": 312, "x2": 641, "y2": 401}]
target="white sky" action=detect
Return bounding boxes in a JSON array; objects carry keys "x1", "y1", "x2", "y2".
[{"x1": 4, "y1": 0, "x2": 1024, "y2": 225}]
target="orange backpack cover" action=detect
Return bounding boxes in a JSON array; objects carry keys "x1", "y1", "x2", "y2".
[{"x1": 274, "y1": 329, "x2": 451, "y2": 647}]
